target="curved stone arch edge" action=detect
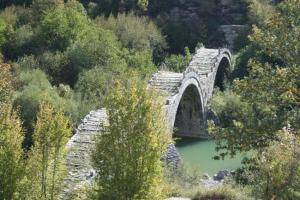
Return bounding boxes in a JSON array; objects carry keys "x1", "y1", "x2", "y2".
[{"x1": 166, "y1": 75, "x2": 207, "y2": 137}]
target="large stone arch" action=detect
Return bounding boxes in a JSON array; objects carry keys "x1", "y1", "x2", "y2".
[{"x1": 166, "y1": 73, "x2": 206, "y2": 138}]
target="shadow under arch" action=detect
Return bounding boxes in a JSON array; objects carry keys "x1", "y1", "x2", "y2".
[
  {"x1": 173, "y1": 84, "x2": 205, "y2": 137},
  {"x1": 214, "y1": 57, "x2": 230, "y2": 91}
]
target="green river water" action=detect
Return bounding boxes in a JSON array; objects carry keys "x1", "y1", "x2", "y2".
[{"x1": 175, "y1": 138, "x2": 247, "y2": 176}]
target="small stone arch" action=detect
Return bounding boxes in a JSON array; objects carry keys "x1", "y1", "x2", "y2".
[{"x1": 214, "y1": 57, "x2": 231, "y2": 91}]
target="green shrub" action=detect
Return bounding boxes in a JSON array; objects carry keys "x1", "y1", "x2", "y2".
[
  {"x1": 38, "y1": 51, "x2": 70, "y2": 85},
  {"x1": 0, "y1": 19, "x2": 6, "y2": 49},
  {"x1": 162, "y1": 47, "x2": 192, "y2": 72},
  {"x1": 163, "y1": 163, "x2": 203, "y2": 197},
  {"x1": 0, "y1": 63, "x2": 14, "y2": 103},
  {"x1": 66, "y1": 26, "x2": 124, "y2": 86},
  {"x1": 190, "y1": 185, "x2": 252, "y2": 200},
  {"x1": 122, "y1": 49, "x2": 156, "y2": 75}
]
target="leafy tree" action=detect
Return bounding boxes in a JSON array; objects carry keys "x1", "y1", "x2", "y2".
[
  {"x1": 0, "y1": 104, "x2": 25, "y2": 200},
  {"x1": 0, "y1": 19, "x2": 6, "y2": 49},
  {"x1": 210, "y1": 0, "x2": 300, "y2": 157},
  {"x1": 24, "y1": 103, "x2": 72, "y2": 200},
  {"x1": 232, "y1": 0, "x2": 299, "y2": 79},
  {"x1": 30, "y1": 0, "x2": 64, "y2": 23},
  {"x1": 39, "y1": 5, "x2": 89, "y2": 51},
  {"x1": 247, "y1": 0, "x2": 276, "y2": 26},
  {"x1": 92, "y1": 74, "x2": 169, "y2": 200},
  {"x1": 65, "y1": 25, "x2": 124, "y2": 86},
  {"x1": 248, "y1": 130, "x2": 300, "y2": 199}
]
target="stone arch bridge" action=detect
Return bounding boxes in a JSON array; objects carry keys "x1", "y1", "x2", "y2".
[
  {"x1": 62, "y1": 47, "x2": 231, "y2": 198},
  {"x1": 149, "y1": 47, "x2": 231, "y2": 138}
]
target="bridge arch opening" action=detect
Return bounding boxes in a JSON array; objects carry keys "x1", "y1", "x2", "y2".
[
  {"x1": 174, "y1": 84, "x2": 205, "y2": 137},
  {"x1": 214, "y1": 57, "x2": 230, "y2": 91}
]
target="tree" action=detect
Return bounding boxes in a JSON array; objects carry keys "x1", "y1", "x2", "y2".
[
  {"x1": 92, "y1": 73, "x2": 169, "y2": 200},
  {"x1": 39, "y1": 5, "x2": 89, "y2": 51},
  {"x1": 0, "y1": 104, "x2": 25, "y2": 199},
  {"x1": 210, "y1": 0, "x2": 300, "y2": 157},
  {"x1": 65, "y1": 25, "x2": 124, "y2": 86},
  {"x1": 25, "y1": 103, "x2": 72, "y2": 200},
  {"x1": 248, "y1": 129, "x2": 300, "y2": 199},
  {"x1": 75, "y1": 63, "x2": 127, "y2": 108},
  {"x1": 232, "y1": 0, "x2": 300, "y2": 79}
]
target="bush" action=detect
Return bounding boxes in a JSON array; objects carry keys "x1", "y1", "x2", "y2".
[
  {"x1": 122, "y1": 49, "x2": 156, "y2": 75},
  {"x1": 163, "y1": 163, "x2": 203, "y2": 197},
  {"x1": 38, "y1": 51, "x2": 70, "y2": 85},
  {"x1": 162, "y1": 47, "x2": 192, "y2": 72},
  {"x1": 0, "y1": 19, "x2": 6, "y2": 49},
  {"x1": 92, "y1": 74, "x2": 169, "y2": 200},
  {"x1": 190, "y1": 185, "x2": 251, "y2": 200}
]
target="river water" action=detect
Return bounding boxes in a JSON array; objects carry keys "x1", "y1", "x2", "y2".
[{"x1": 175, "y1": 138, "x2": 246, "y2": 176}]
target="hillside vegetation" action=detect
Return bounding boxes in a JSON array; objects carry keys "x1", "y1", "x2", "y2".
[{"x1": 0, "y1": 0, "x2": 299, "y2": 199}]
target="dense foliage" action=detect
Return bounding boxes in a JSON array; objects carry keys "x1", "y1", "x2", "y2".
[{"x1": 210, "y1": 0, "x2": 300, "y2": 198}]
